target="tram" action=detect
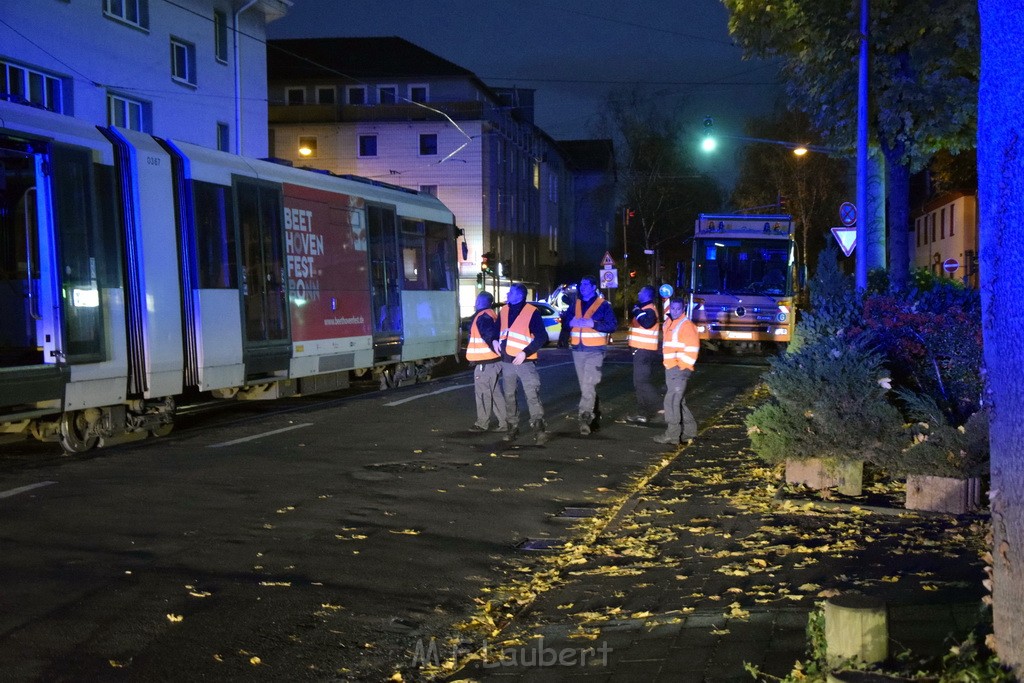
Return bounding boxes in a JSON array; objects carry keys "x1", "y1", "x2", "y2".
[{"x1": 0, "y1": 100, "x2": 459, "y2": 452}]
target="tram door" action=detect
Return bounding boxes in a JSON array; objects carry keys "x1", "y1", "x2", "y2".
[
  {"x1": 0, "y1": 146, "x2": 46, "y2": 369},
  {"x1": 1, "y1": 140, "x2": 115, "y2": 408},
  {"x1": 366, "y1": 204, "x2": 403, "y2": 357},
  {"x1": 235, "y1": 179, "x2": 290, "y2": 376}
]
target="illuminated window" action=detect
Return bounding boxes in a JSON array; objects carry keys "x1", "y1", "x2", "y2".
[{"x1": 298, "y1": 136, "x2": 317, "y2": 158}]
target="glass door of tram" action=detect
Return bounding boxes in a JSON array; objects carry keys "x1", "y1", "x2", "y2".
[
  {"x1": 0, "y1": 142, "x2": 77, "y2": 410},
  {"x1": 234, "y1": 179, "x2": 290, "y2": 377}
]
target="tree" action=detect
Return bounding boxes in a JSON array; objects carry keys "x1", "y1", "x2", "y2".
[
  {"x1": 978, "y1": 3, "x2": 1024, "y2": 674},
  {"x1": 595, "y1": 88, "x2": 722, "y2": 285},
  {"x1": 722, "y1": 0, "x2": 978, "y2": 289},
  {"x1": 731, "y1": 108, "x2": 851, "y2": 287}
]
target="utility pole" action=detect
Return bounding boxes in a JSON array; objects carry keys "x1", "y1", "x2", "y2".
[
  {"x1": 622, "y1": 207, "x2": 631, "y2": 321},
  {"x1": 855, "y1": 0, "x2": 869, "y2": 290}
]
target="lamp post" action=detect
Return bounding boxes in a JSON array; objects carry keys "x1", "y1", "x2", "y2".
[{"x1": 855, "y1": 0, "x2": 869, "y2": 290}]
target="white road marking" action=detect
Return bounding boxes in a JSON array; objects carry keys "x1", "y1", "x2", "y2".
[
  {"x1": 0, "y1": 481, "x2": 57, "y2": 499},
  {"x1": 207, "y1": 423, "x2": 313, "y2": 448},
  {"x1": 383, "y1": 361, "x2": 577, "y2": 407},
  {"x1": 385, "y1": 384, "x2": 470, "y2": 407}
]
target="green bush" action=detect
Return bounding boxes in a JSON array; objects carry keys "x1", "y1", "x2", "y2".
[
  {"x1": 746, "y1": 334, "x2": 904, "y2": 467},
  {"x1": 872, "y1": 391, "x2": 989, "y2": 478},
  {"x1": 789, "y1": 245, "x2": 862, "y2": 352}
]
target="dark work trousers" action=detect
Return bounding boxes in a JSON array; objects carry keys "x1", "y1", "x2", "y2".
[
  {"x1": 632, "y1": 348, "x2": 663, "y2": 418},
  {"x1": 663, "y1": 366, "x2": 697, "y2": 441}
]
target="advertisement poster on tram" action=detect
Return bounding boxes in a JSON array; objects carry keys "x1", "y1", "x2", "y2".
[{"x1": 282, "y1": 183, "x2": 371, "y2": 342}]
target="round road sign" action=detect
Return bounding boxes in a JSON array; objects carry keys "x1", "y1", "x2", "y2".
[
  {"x1": 840, "y1": 202, "x2": 857, "y2": 226},
  {"x1": 659, "y1": 284, "x2": 674, "y2": 298},
  {"x1": 943, "y1": 258, "x2": 960, "y2": 273}
]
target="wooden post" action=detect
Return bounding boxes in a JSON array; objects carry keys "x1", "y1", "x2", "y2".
[{"x1": 824, "y1": 593, "x2": 887, "y2": 666}]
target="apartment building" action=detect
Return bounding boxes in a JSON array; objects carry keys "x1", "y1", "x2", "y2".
[
  {"x1": 911, "y1": 191, "x2": 979, "y2": 288},
  {"x1": 266, "y1": 36, "x2": 611, "y2": 313},
  {"x1": 1, "y1": 0, "x2": 289, "y2": 155}
]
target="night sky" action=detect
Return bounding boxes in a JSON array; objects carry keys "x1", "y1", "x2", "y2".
[{"x1": 266, "y1": 0, "x2": 783, "y2": 162}]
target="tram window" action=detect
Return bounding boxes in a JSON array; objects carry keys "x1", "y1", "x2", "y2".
[
  {"x1": 425, "y1": 221, "x2": 454, "y2": 291},
  {"x1": 399, "y1": 219, "x2": 454, "y2": 291},
  {"x1": 400, "y1": 219, "x2": 426, "y2": 290},
  {"x1": 193, "y1": 181, "x2": 237, "y2": 288}
]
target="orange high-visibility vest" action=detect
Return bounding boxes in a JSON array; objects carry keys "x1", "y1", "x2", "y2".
[
  {"x1": 570, "y1": 297, "x2": 608, "y2": 347},
  {"x1": 500, "y1": 304, "x2": 539, "y2": 360},
  {"x1": 465, "y1": 309, "x2": 500, "y2": 362},
  {"x1": 628, "y1": 302, "x2": 660, "y2": 351},
  {"x1": 662, "y1": 316, "x2": 700, "y2": 370}
]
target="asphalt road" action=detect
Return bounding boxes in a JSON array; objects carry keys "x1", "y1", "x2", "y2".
[{"x1": 0, "y1": 346, "x2": 764, "y2": 681}]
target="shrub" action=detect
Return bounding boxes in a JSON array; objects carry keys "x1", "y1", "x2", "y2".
[
  {"x1": 854, "y1": 281, "x2": 983, "y2": 425},
  {"x1": 872, "y1": 391, "x2": 989, "y2": 478},
  {"x1": 789, "y1": 246, "x2": 861, "y2": 352},
  {"x1": 746, "y1": 334, "x2": 905, "y2": 467}
]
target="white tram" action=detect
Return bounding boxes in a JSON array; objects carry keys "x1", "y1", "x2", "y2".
[{"x1": 0, "y1": 100, "x2": 459, "y2": 452}]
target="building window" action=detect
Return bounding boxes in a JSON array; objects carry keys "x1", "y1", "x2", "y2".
[
  {"x1": 409, "y1": 84, "x2": 428, "y2": 103},
  {"x1": 1, "y1": 60, "x2": 65, "y2": 113},
  {"x1": 347, "y1": 86, "x2": 366, "y2": 104},
  {"x1": 170, "y1": 38, "x2": 197, "y2": 86},
  {"x1": 213, "y1": 10, "x2": 229, "y2": 63},
  {"x1": 286, "y1": 87, "x2": 305, "y2": 105},
  {"x1": 358, "y1": 135, "x2": 377, "y2": 157},
  {"x1": 104, "y1": 0, "x2": 149, "y2": 29},
  {"x1": 533, "y1": 162, "x2": 540, "y2": 189},
  {"x1": 940, "y1": 208, "x2": 946, "y2": 239},
  {"x1": 298, "y1": 136, "x2": 317, "y2": 158},
  {"x1": 216, "y1": 122, "x2": 230, "y2": 152},
  {"x1": 316, "y1": 86, "x2": 335, "y2": 104},
  {"x1": 107, "y1": 92, "x2": 149, "y2": 131},
  {"x1": 419, "y1": 133, "x2": 437, "y2": 156},
  {"x1": 378, "y1": 85, "x2": 397, "y2": 104},
  {"x1": 931, "y1": 214, "x2": 936, "y2": 243},
  {"x1": 419, "y1": 185, "x2": 437, "y2": 197},
  {"x1": 950, "y1": 208, "x2": 955, "y2": 236},
  {"x1": 915, "y1": 219, "x2": 921, "y2": 248}
]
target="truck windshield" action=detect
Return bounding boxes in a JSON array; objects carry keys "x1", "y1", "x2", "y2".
[{"x1": 693, "y1": 238, "x2": 792, "y2": 296}]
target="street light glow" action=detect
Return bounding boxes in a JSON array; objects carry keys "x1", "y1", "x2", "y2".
[
  {"x1": 792, "y1": 146, "x2": 808, "y2": 156},
  {"x1": 701, "y1": 136, "x2": 718, "y2": 153}
]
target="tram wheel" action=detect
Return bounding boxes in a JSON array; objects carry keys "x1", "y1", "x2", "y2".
[
  {"x1": 59, "y1": 411, "x2": 99, "y2": 454},
  {"x1": 150, "y1": 423, "x2": 174, "y2": 438}
]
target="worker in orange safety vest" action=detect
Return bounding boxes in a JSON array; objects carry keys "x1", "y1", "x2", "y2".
[
  {"x1": 624, "y1": 285, "x2": 662, "y2": 424},
  {"x1": 653, "y1": 297, "x2": 700, "y2": 445},
  {"x1": 465, "y1": 291, "x2": 506, "y2": 432},
  {"x1": 493, "y1": 283, "x2": 549, "y2": 444}
]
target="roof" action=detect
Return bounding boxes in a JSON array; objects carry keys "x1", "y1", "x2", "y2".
[{"x1": 267, "y1": 36, "x2": 477, "y2": 81}]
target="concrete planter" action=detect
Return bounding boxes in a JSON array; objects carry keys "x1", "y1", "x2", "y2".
[
  {"x1": 785, "y1": 458, "x2": 864, "y2": 496},
  {"x1": 904, "y1": 474, "x2": 981, "y2": 514}
]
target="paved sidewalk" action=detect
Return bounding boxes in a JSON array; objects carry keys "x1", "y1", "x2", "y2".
[{"x1": 438, "y1": 394, "x2": 987, "y2": 682}]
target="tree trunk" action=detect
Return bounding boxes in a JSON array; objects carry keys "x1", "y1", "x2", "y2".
[
  {"x1": 979, "y1": 3, "x2": 1024, "y2": 674},
  {"x1": 881, "y1": 148, "x2": 911, "y2": 290}
]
